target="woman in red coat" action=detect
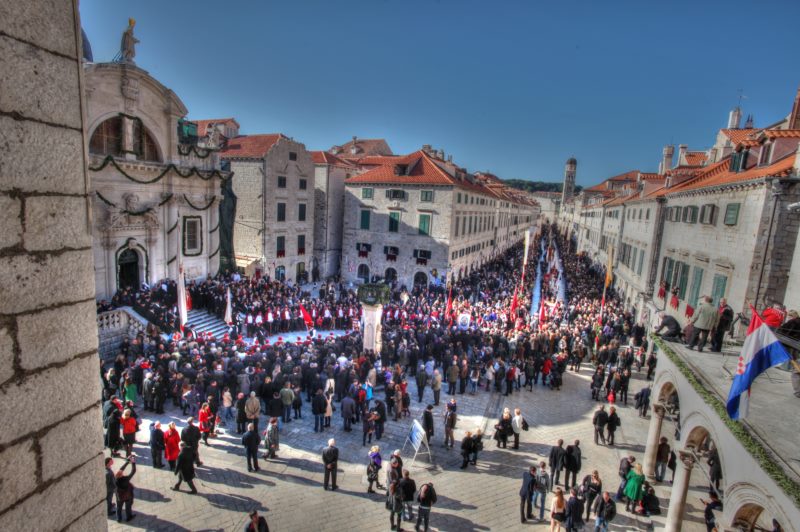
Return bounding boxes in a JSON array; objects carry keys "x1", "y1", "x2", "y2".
[
  {"x1": 198, "y1": 403, "x2": 211, "y2": 445},
  {"x1": 164, "y1": 421, "x2": 181, "y2": 471},
  {"x1": 120, "y1": 409, "x2": 137, "y2": 458}
]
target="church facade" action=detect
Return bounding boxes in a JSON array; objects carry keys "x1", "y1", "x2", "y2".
[{"x1": 84, "y1": 61, "x2": 231, "y2": 301}]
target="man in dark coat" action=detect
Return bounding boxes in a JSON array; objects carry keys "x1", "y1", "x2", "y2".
[
  {"x1": 564, "y1": 440, "x2": 582, "y2": 489},
  {"x1": 149, "y1": 421, "x2": 165, "y2": 468},
  {"x1": 311, "y1": 389, "x2": 327, "y2": 433},
  {"x1": 654, "y1": 313, "x2": 682, "y2": 342},
  {"x1": 322, "y1": 438, "x2": 339, "y2": 490},
  {"x1": 592, "y1": 405, "x2": 608, "y2": 445},
  {"x1": 711, "y1": 298, "x2": 734, "y2": 352},
  {"x1": 242, "y1": 423, "x2": 261, "y2": 472},
  {"x1": 548, "y1": 439, "x2": 566, "y2": 489},
  {"x1": 236, "y1": 392, "x2": 248, "y2": 434},
  {"x1": 616, "y1": 456, "x2": 635, "y2": 500},
  {"x1": 181, "y1": 417, "x2": 202, "y2": 466},
  {"x1": 172, "y1": 442, "x2": 198, "y2": 494},
  {"x1": 422, "y1": 404, "x2": 435, "y2": 444},
  {"x1": 416, "y1": 363, "x2": 428, "y2": 402},
  {"x1": 341, "y1": 395, "x2": 356, "y2": 432},
  {"x1": 606, "y1": 407, "x2": 620, "y2": 446},
  {"x1": 105, "y1": 457, "x2": 116, "y2": 515},
  {"x1": 634, "y1": 386, "x2": 651, "y2": 418},
  {"x1": 565, "y1": 487, "x2": 585, "y2": 531},
  {"x1": 114, "y1": 457, "x2": 137, "y2": 522},
  {"x1": 519, "y1": 465, "x2": 536, "y2": 523}
]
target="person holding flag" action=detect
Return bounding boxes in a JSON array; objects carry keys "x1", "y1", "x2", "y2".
[{"x1": 726, "y1": 306, "x2": 791, "y2": 420}]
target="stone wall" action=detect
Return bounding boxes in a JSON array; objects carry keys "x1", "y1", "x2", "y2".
[
  {"x1": 230, "y1": 159, "x2": 264, "y2": 260},
  {"x1": 0, "y1": 1, "x2": 106, "y2": 529}
]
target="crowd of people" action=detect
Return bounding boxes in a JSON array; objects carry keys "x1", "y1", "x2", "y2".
[{"x1": 98, "y1": 223, "x2": 701, "y2": 530}]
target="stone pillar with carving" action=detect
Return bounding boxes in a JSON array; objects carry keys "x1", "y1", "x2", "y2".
[
  {"x1": 643, "y1": 403, "x2": 666, "y2": 479},
  {"x1": 208, "y1": 194, "x2": 220, "y2": 275},
  {"x1": 102, "y1": 234, "x2": 117, "y2": 299},
  {"x1": 664, "y1": 450, "x2": 696, "y2": 532},
  {"x1": 166, "y1": 195, "x2": 179, "y2": 279}
]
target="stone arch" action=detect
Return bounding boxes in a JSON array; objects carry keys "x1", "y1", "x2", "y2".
[
  {"x1": 88, "y1": 112, "x2": 163, "y2": 162},
  {"x1": 652, "y1": 368, "x2": 681, "y2": 408},
  {"x1": 115, "y1": 238, "x2": 148, "y2": 291},
  {"x1": 725, "y1": 481, "x2": 791, "y2": 532}
]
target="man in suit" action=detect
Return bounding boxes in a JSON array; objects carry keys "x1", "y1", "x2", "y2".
[
  {"x1": 149, "y1": 421, "x2": 165, "y2": 469},
  {"x1": 171, "y1": 442, "x2": 198, "y2": 494},
  {"x1": 422, "y1": 404, "x2": 435, "y2": 444},
  {"x1": 548, "y1": 439, "x2": 566, "y2": 489},
  {"x1": 564, "y1": 440, "x2": 582, "y2": 490},
  {"x1": 242, "y1": 423, "x2": 261, "y2": 472},
  {"x1": 322, "y1": 438, "x2": 339, "y2": 490},
  {"x1": 519, "y1": 465, "x2": 537, "y2": 523},
  {"x1": 711, "y1": 298, "x2": 734, "y2": 352},
  {"x1": 592, "y1": 405, "x2": 608, "y2": 445},
  {"x1": 180, "y1": 417, "x2": 202, "y2": 466}
]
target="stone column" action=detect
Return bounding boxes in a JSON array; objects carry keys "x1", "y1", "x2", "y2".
[
  {"x1": 643, "y1": 403, "x2": 666, "y2": 479},
  {"x1": 166, "y1": 195, "x2": 179, "y2": 279},
  {"x1": 664, "y1": 450, "x2": 696, "y2": 532},
  {"x1": 102, "y1": 235, "x2": 116, "y2": 298},
  {"x1": 361, "y1": 303, "x2": 383, "y2": 353},
  {"x1": 208, "y1": 195, "x2": 220, "y2": 275}
]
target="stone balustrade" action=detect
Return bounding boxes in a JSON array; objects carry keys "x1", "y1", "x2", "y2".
[{"x1": 96, "y1": 307, "x2": 148, "y2": 360}]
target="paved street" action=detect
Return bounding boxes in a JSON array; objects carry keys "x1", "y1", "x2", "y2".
[{"x1": 108, "y1": 364, "x2": 706, "y2": 531}]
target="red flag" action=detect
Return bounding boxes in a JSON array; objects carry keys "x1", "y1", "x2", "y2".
[
  {"x1": 510, "y1": 291, "x2": 519, "y2": 316},
  {"x1": 300, "y1": 305, "x2": 313, "y2": 328},
  {"x1": 186, "y1": 291, "x2": 192, "y2": 311},
  {"x1": 445, "y1": 286, "x2": 453, "y2": 322},
  {"x1": 539, "y1": 299, "x2": 546, "y2": 324}
]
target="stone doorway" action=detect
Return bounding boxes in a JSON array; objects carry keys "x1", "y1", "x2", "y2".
[{"x1": 118, "y1": 248, "x2": 140, "y2": 290}]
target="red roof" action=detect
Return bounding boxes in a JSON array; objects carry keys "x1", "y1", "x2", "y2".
[
  {"x1": 346, "y1": 151, "x2": 455, "y2": 186},
  {"x1": 221, "y1": 134, "x2": 286, "y2": 159},
  {"x1": 762, "y1": 129, "x2": 800, "y2": 139},
  {"x1": 311, "y1": 151, "x2": 353, "y2": 166},
  {"x1": 683, "y1": 151, "x2": 707, "y2": 166},
  {"x1": 721, "y1": 128, "x2": 759, "y2": 145},
  {"x1": 668, "y1": 153, "x2": 796, "y2": 194},
  {"x1": 608, "y1": 170, "x2": 640, "y2": 182},
  {"x1": 331, "y1": 138, "x2": 393, "y2": 158}
]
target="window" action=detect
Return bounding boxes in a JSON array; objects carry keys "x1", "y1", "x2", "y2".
[
  {"x1": 676, "y1": 262, "x2": 690, "y2": 299},
  {"x1": 646, "y1": 209, "x2": 650, "y2": 220},
  {"x1": 418, "y1": 214, "x2": 432, "y2": 236},
  {"x1": 457, "y1": 193, "x2": 462, "y2": 203},
  {"x1": 297, "y1": 234, "x2": 305, "y2": 255},
  {"x1": 673, "y1": 206, "x2": 682, "y2": 222},
  {"x1": 700, "y1": 204, "x2": 717, "y2": 225},
  {"x1": 298, "y1": 203, "x2": 306, "y2": 221},
  {"x1": 277, "y1": 203, "x2": 286, "y2": 222},
  {"x1": 759, "y1": 142, "x2": 773, "y2": 166},
  {"x1": 455, "y1": 216, "x2": 460, "y2": 237},
  {"x1": 362, "y1": 188, "x2": 374, "y2": 199},
  {"x1": 420, "y1": 190, "x2": 434, "y2": 202},
  {"x1": 711, "y1": 274, "x2": 728, "y2": 306},
  {"x1": 683, "y1": 206, "x2": 698, "y2": 224},
  {"x1": 90, "y1": 117, "x2": 122, "y2": 157},
  {"x1": 276, "y1": 236, "x2": 285, "y2": 257},
  {"x1": 360, "y1": 209, "x2": 371, "y2": 230},
  {"x1": 386, "y1": 189, "x2": 406, "y2": 200},
  {"x1": 662, "y1": 257, "x2": 674, "y2": 289},
  {"x1": 182, "y1": 217, "x2": 202, "y2": 256},
  {"x1": 724, "y1": 203, "x2": 740, "y2": 226},
  {"x1": 299, "y1": 179, "x2": 307, "y2": 190},
  {"x1": 357, "y1": 264, "x2": 370, "y2": 283},
  {"x1": 275, "y1": 265, "x2": 285, "y2": 281},
  {"x1": 389, "y1": 211, "x2": 400, "y2": 232},
  {"x1": 289, "y1": 151, "x2": 297, "y2": 161},
  {"x1": 384, "y1": 246, "x2": 399, "y2": 261},
  {"x1": 688, "y1": 267, "x2": 704, "y2": 307},
  {"x1": 637, "y1": 249, "x2": 645, "y2": 275}
]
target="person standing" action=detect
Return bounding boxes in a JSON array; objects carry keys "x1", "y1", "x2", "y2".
[
  {"x1": 235, "y1": 392, "x2": 248, "y2": 434},
  {"x1": 362, "y1": 409, "x2": 377, "y2": 447},
  {"x1": 114, "y1": 456, "x2": 137, "y2": 522},
  {"x1": 386, "y1": 480, "x2": 405, "y2": 532},
  {"x1": 549, "y1": 439, "x2": 566, "y2": 488},
  {"x1": 564, "y1": 440, "x2": 581, "y2": 490},
  {"x1": 311, "y1": 389, "x2": 327, "y2": 433},
  {"x1": 366, "y1": 445, "x2": 384, "y2": 493},
  {"x1": 422, "y1": 404, "x2": 434, "y2": 444},
  {"x1": 181, "y1": 417, "x2": 202, "y2": 466},
  {"x1": 634, "y1": 386, "x2": 651, "y2": 418},
  {"x1": 416, "y1": 364, "x2": 427, "y2": 403},
  {"x1": 120, "y1": 409, "x2": 137, "y2": 458},
  {"x1": 171, "y1": 442, "x2": 198, "y2": 494},
  {"x1": 280, "y1": 382, "x2": 295, "y2": 424},
  {"x1": 431, "y1": 370, "x2": 442, "y2": 406},
  {"x1": 399, "y1": 469, "x2": 417, "y2": 522},
  {"x1": 592, "y1": 405, "x2": 608, "y2": 445},
  {"x1": 446, "y1": 361, "x2": 459, "y2": 395},
  {"x1": 581, "y1": 470, "x2": 602, "y2": 522},
  {"x1": 245, "y1": 391, "x2": 261, "y2": 433},
  {"x1": 687, "y1": 296, "x2": 719, "y2": 352},
  {"x1": 443, "y1": 404, "x2": 456, "y2": 449},
  {"x1": 341, "y1": 394, "x2": 356, "y2": 432},
  {"x1": 105, "y1": 457, "x2": 116, "y2": 516},
  {"x1": 592, "y1": 491, "x2": 617, "y2": 532},
  {"x1": 606, "y1": 407, "x2": 620, "y2": 446},
  {"x1": 242, "y1": 423, "x2": 261, "y2": 472},
  {"x1": 264, "y1": 417, "x2": 279, "y2": 459},
  {"x1": 415, "y1": 482, "x2": 436, "y2": 532},
  {"x1": 701, "y1": 492, "x2": 723, "y2": 532},
  {"x1": 616, "y1": 456, "x2": 635, "y2": 501},
  {"x1": 459, "y1": 431, "x2": 474, "y2": 469},
  {"x1": 655, "y1": 437, "x2": 670, "y2": 482},
  {"x1": 149, "y1": 421, "x2": 165, "y2": 468},
  {"x1": 623, "y1": 463, "x2": 645, "y2": 512},
  {"x1": 511, "y1": 408, "x2": 526, "y2": 450},
  {"x1": 519, "y1": 465, "x2": 537, "y2": 523},
  {"x1": 322, "y1": 438, "x2": 339, "y2": 490},
  {"x1": 532, "y1": 462, "x2": 550, "y2": 522},
  {"x1": 710, "y1": 298, "x2": 734, "y2": 352},
  {"x1": 198, "y1": 402, "x2": 212, "y2": 446},
  {"x1": 164, "y1": 422, "x2": 180, "y2": 471},
  {"x1": 374, "y1": 399, "x2": 386, "y2": 440},
  {"x1": 565, "y1": 487, "x2": 585, "y2": 532},
  {"x1": 550, "y1": 487, "x2": 567, "y2": 532}
]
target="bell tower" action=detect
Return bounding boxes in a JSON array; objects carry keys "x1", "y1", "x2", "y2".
[{"x1": 562, "y1": 157, "x2": 577, "y2": 206}]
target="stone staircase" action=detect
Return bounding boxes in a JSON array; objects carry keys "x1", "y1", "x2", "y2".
[{"x1": 186, "y1": 309, "x2": 229, "y2": 339}]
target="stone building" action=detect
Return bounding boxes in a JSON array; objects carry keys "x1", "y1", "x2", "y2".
[
  {"x1": 340, "y1": 148, "x2": 539, "y2": 288},
  {"x1": 222, "y1": 134, "x2": 315, "y2": 281},
  {"x1": 312, "y1": 151, "x2": 357, "y2": 280},
  {"x1": 0, "y1": 1, "x2": 105, "y2": 528},
  {"x1": 85, "y1": 60, "x2": 230, "y2": 300}
]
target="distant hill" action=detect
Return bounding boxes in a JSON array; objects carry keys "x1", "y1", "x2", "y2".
[{"x1": 502, "y1": 179, "x2": 582, "y2": 194}]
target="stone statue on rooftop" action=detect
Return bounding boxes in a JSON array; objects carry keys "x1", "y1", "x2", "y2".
[{"x1": 120, "y1": 18, "x2": 139, "y2": 63}]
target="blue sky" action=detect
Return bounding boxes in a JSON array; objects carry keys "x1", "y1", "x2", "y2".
[{"x1": 80, "y1": 0, "x2": 800, "y2": 186}]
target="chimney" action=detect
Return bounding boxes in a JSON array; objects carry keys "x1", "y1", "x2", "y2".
[
  {"x1": 728, "y1": 107, "x2": 742, "y2": 129},
  {"x1": 447, "y1": 155, "x2": 453, "y2": 162},
  {"x1": 422, "y1": 144, "x2": 432, "y2": 155},
  {"x1": 659, "y1": 145, "x2": 674, "y2": 175},
  {"x1": 678, "y1": 144, "x2": 688, "y2": 165}
]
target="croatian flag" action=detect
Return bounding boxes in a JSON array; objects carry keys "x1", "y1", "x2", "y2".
[{"x1": 726, "y1": 306, "x2": 791, "y2": 420}]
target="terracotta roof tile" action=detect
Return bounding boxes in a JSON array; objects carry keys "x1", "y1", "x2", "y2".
[
  {"x1": 721, "y1": 128, "x2": 759, "y2": 145},
  {"x1": 762, "y1": 129, "x2": 800, "y2": 139},
  {"x1": 683, "y1": 152, "x2": 707, "y2": 166},
  {"x1": 330, "y1": 138, "x2": 393, "y2": 158},
  {"x1": 220, "y1": 134, "x2": 285, "y2": 158},
  {"x1": 608, "y1": 170, "x2": 640, "y2": 182},
  {"x1": 192, "y1": 118, "x2": 240, "y2": 138},
  {"x1": 668, "y1": 154, "x2": 795, "y2": 194},
  {"x1": 311, "y1": 151, "x2": 354, "y2": 166}
]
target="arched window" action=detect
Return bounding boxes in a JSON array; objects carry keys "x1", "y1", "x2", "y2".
[
  {"x1": 384, "y1": 268, "x2": 397, "y2": 283},
  {"x1": 89, "y1": 115, "x2": 161, "y2": 162},
  {"x1": 357, "y1": 264, "x2": 369, "y2": 283}
]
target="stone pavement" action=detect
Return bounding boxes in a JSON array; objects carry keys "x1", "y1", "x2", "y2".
[{"x1": 108, "y1": 365, "x2": 707, "y2": 531}]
